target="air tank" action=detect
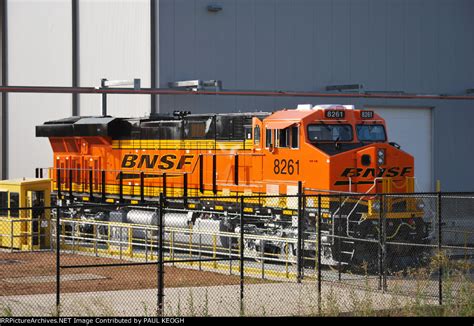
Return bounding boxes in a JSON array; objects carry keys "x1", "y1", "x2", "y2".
[
  {"x1": 123, "y1": 210, "x2": 233, "y2": 248},
  {"x1": 194, "y1": 218, "x2": 232, "y2": 248},
  {"x1": 126, "y1": 210, "x2": 193, "y2": 239},
  {"x1": 127, "y1": 210, "x2": 158, "y2": 225}
]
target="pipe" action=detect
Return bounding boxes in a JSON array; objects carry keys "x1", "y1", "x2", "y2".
[{"x1": 0, "y1": 85, "x2": 474, "y2": 101}]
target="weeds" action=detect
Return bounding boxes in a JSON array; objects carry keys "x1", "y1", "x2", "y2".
[
  {"x1": 202, "y1": 289, "x2": 209, "y2": 317},
  {"x1": 1, "y1": 305, "x2": 13, "y2": 317}
]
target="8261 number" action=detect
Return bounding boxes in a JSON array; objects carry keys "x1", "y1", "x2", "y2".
[{"x1": 273, "y1": 159, "x2": 300, "y2": 175}]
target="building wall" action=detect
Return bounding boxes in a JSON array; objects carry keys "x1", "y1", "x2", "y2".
[
  {"x1": 158, "y1": 0, "x2": 474, "y2": 111},
  {"x1": 5, "y1": 0, "x2": 152, "y2": 179},
  {"x1": 7, "y1": 0, "x2": 72, "y2": 179},
  {"x1": 78, "y1": 0, "x2": 151, "y2": 118}
]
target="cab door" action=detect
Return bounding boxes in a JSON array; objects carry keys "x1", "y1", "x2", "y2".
[{"x1": 250, "y1": 117, "x2": 264, "y2": 193}]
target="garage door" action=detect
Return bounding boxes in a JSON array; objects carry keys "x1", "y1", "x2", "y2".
[{"x1": 369, "y1": 107, "x2": 433, "y2": 192}]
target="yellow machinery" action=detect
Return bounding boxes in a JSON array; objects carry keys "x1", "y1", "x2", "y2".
[{"x1": 0, "y1": 178, "x2": 51, "y2": 250}]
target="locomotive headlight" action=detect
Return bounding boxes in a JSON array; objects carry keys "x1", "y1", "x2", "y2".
[{"x1": 377, "y1": 149, "x2": 385, "y2": 165}]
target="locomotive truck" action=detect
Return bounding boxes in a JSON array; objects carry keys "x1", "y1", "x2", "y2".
[{"x1": 35, "y1": 104, "x2": 429, "y2": 269}]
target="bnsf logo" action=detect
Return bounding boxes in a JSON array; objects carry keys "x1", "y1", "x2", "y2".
[
  {"x1": 341, "y1": 167, "x2": 412, "y2": 178},
  {"x1": 121, "y1": 154, "x2": 194, "y2": 170}
]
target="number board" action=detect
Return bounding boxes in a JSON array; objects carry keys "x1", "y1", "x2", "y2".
[
  {"x1": 360, "y1": 111, "x2": 374, "y2": 119},
  {"x1": 325, "y1": 110, "x2": 345, "y2": 119}
]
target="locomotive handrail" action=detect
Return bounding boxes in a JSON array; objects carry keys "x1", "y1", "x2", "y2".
[
  {"x1": 45, "y1": 166, "x2": 186, "y2": 176},
  {"x1": 330, "y1": 178, "x2": 379, "y2": 221},
  {"x1": 53, "y1": 216, "x2": 299, "y2": 244},
  {"x1": 44, "y1": 166, "x2": 301, "y2": 195},
  {"x1": 51, "y1": 216, "x2": 304, "y2": 273},
  {"x1": 303, "y1": 187, "x2": 368, "y2": 196}
]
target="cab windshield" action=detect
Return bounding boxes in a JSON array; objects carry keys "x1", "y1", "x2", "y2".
[
  {"x1": 356, "y1": 124, "x2": 386, "y2": 142},
  {"x1": 307, "y1": 124, "x2": 353, "y2": 141}
]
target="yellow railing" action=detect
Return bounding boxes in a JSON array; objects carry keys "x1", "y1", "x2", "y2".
[{"x1": 53, "y1": 217, "x2": 306, "y2": 281}]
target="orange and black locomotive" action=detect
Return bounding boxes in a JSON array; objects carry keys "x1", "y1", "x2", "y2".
[{"x1": 36, "y1": 104, "x2": 428, "y2": 269}]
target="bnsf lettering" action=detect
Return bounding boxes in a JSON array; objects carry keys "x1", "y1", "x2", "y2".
[
  {"x1": 158, "y1": 154, "x2": 176, "y2": 169},
  {"x1": 122, "y1": 154, "x2": 139, "y2": 168},
  {"x1": 121, "y1": 154, "x2": 194, "y2": 170},
  {"x1": 341, "y1": 167, "x2": 412, "y2": 178},
  {"x1": 177, "y1": 155, "x2": 194, "y2": 169},
  {"x1": 139, "y1": 155, "x2": 159, "y2": 169}
]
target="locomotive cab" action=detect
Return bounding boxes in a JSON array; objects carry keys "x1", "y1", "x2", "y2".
[{"x1": 260, "y1": 104, "x2": 415, "y2": 195}]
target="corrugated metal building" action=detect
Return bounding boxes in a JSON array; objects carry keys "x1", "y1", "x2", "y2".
[{"x1": 1, "y1": 0, "x2": 473, "y2": 192}]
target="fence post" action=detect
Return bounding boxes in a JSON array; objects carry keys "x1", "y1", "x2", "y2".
[
  {"x1": 56, "y1": 206, "x2": 61, "y2": 316},
  {"x1": 381, "y1": 194, "x2": 387, "y2": 291},
  {"x1": 317, "y1": 194, "x2": 322, "y2": 315},
  {"x1": 338, "y1": 195, "x2": 342, "y2": 281},
  {"x1": 438, "y1": 192, "x2": 443, "y2": 306},
  {"x1": 239, "y1": 195, "x2": 244, "y2": 316},
  {"x1": 378, "y1": 194, "x2": 383, "y2": 291},
  {"x1": 158, "y1": 192, "x2": 165, "y2": 316},
  {"x1": 297, "y1": 181, "x2": 303, "y2": 283}
]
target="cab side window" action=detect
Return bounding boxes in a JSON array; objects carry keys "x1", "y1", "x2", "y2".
[
  {"x1": 265, "y1": 129, "x2": 273, "y2": 148},
  {"x1": 276, "y1": 129, "x2": 289, "y2": 148},
  {"x1": 10, "y1": 192, "x2": 19, "y2": 217},
  {"x1": 0, "y1": 191, "x2": 7, "y2": 216}
]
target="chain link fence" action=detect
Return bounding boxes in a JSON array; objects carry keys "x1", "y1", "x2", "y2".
[{"x1": 0, "y1": 192, "x2": 473, "y2": 316}]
